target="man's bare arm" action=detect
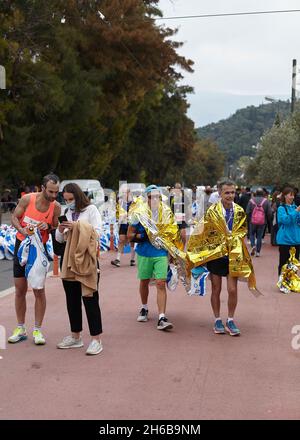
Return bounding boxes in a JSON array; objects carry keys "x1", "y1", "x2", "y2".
[
  {"x1": 11, "y1": 195, "x2": 30, "y2": 235},
  {"x1": 52, "y1": 202, "x2": 61, "y2": 229},
  {"x1": 127, "y1": 225, "x2": 137, "y2": 242}
]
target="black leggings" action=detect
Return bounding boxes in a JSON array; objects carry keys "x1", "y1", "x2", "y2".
[
  {"x1": 278, "y1": 245, "x2": 300, "y2": 275},
  {"x1": 62, "y1": 280, "x2": 103, "y2": 336}
]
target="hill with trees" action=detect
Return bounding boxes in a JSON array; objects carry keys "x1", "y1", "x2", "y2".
[
  {"x1": 245, "y1": 106, "x2": 300, "y2": 187},
  {"x1": 196, "y1": 100, "x2": 291, "y2": 166}
]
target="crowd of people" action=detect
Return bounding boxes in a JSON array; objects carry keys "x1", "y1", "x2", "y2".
[{"x1": 3, "y1": 174, "x2": 300, "y2": 356}]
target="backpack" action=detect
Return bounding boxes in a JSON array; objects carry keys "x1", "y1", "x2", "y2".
[{"x1": 250, "y1": 199, "x2": 266, "y2": 225}]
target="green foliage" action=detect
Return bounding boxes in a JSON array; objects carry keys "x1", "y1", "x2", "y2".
[
  {"x1": 162, "y1": 138, "x2": 224, "y2": 186},
  {"x1": 0, "y1": 0, "x2": 195, "y2": 187},
  {"x1": 197, "y1": 101, "x2": 291, "y2": 165},
  {"x1": 246, "y1": 109, "x2": 300, "y2": 187}
]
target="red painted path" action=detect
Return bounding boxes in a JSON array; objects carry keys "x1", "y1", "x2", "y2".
[{"x1": 1, "y1": 239, "x2": 300, "y2": 420}]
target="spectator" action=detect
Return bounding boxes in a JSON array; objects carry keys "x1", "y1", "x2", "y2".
[
  {"x1": 270, "y1": 190, "x2": 281, "y2": 246},
  {"x1": 56, "y1": 182, "x2": 103, "y2": 355},
  {"x1": 276, "y1": 186, "x2": 300, "y2": 280},
  {"x1": 294, "y1": 187, "x2": 300, "y2": 207},
  {"x1": 238, "y1": 186, "x2": 252, "y2": 211},
  {"x1": 1, "y1": 189, "x2": 16, "y2": 212},
  {"x1": 238, "y1": 186, "x2": 252, "y2": 240},
  {"x1": 207, "y1": 181, "x2": 221, "y2": 207},
  {"x1": 246, "y1": 188, "x2": 272, "y2": 257},
  {"x1": 111, "y1": 185, "x2": 135, "y2": 267},
  {"x1": 170, "y1": 182, "x2": 188, "y2": 246}
]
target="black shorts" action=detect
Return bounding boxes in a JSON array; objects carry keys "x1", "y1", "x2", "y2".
[
  {"x1": 13, "y1": 239, "x2": 25, "y2": 278},
  {"x1": 119, "y1": 224, "x2": 129, "y2": 235},
  {"x1": 207, "y1": 257, "x2": 229, "y2": 277},
  {"x1": 13, "y1": 238, "x2": 48, "y2": 278},
  {"x1": 178, "y1": 221, "x2": 187, "y2": 230}
]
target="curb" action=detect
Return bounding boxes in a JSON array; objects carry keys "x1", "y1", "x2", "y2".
[{"x1": 0, "y1": 271, "x2": 54, "y2": 299}]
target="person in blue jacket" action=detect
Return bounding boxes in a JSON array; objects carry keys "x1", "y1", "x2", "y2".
[{"x1": 276, "y1": 186, "x2": 300, "y2": 276}]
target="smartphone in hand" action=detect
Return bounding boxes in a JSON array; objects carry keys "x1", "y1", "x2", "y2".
[{"x1": 58, "y1": 215, "x2": 68, "y2": 223}]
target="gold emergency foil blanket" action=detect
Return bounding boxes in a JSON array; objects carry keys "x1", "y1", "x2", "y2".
[
  {"x1": 187, "y1": 201, "x2": 260, "y2": 295},
  {"x1": 128, "y1": 196, "x2": 188, "y2": 287},
  {"x1": 277, "y1": 247, "x2": 300, "y2": 293},
  {"x1": 116, "y1": 203, "x2": 127, "y2": 223}
]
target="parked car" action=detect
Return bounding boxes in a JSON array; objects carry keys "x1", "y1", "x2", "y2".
[{"x1": 58, "y1": 179, "x2": 105, "y2": 210}]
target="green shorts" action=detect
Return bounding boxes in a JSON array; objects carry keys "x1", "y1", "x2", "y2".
[{"x1": 137, "y1": 255, "x2": 168, "y2": 280}]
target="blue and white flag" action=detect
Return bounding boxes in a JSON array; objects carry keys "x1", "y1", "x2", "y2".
[
  {"x1": 0, "y1": 234, "x2": 4, "y2": 260},
  {"x1": 189, "y1": 266, "x2": 210, "y2": 297},
  {"x1": 17, "y1": 229, "x2": 50, "y2": 289},
  {"x1": 166, "y1": 264, "x2": 179, "y2": 291}
]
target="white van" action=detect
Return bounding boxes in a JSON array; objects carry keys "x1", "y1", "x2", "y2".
[{"x1": 58, "y1": 179, "x2": 105, "y2": 210}]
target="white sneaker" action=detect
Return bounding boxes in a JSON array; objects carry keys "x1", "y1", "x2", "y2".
[
  {"x1": 57, "y1": 335, "x2": 84, "y2": 349},
  {"x1": 32, "y1": 329, "x2": 46, "y2": 345},
  {"x1": 157, "y1": 317, "x2": 173, "y2": 331},
  {"x1": 86, "y1": 339, "x2": 103, "y2": 355},
  {"x1": 137, "y1": 308, "x2": 148, "y2": 322},
  {"x1": 279, "y1": 285, "x2": 289, "y2": 294},
  {"x1": 8, "y1": 327, "x2": 27, "y2": 343}
]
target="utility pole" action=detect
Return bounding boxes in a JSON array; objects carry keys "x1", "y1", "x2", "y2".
[
  {"x1": 0, "y1": 65, "x2": 6, "y2": 142},
  {"x1": 291, "y1": 59, "x2": 297, "y2": 113}
]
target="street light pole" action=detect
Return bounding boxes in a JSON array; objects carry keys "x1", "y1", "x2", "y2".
[
  {"x1": 0, "y1": 65, "x2": 6, "y2": 142},
  {"x1": 291, "y1": 59, "x2": 297, "y2": 113}
]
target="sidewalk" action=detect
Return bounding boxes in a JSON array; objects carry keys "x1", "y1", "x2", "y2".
[{"x1": 1, "y1": 241, "x2": 300, "y2": 420}]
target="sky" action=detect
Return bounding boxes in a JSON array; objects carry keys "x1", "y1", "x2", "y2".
[{"x1": 157, "y1": 0, "x2": 300, "y2": 127}]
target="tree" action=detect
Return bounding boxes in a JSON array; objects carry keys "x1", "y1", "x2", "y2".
[
  {"x1": 165, "y1": 138, "x2": 224, "y2": 186},
  {"x1": 245, "y1": 109, "x2": 300, "y2": 187},
  {"x1": 0, "y1": 0, "x2": 194, "y2": 187}
]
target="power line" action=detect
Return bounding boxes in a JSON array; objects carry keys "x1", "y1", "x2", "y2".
[{"x1": 156, "y1": 9, "x2": 300, "y2": 21}]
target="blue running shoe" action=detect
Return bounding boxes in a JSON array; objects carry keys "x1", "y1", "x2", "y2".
[
  {"x1": 225, "y1": 320, "x2": 240, "y2": 336},
  {"x1": 214, "y1": 319, "x2": 225, "y2": 334}
]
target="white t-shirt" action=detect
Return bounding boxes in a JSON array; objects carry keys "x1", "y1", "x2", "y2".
[
  {"x1": 55, "y1": 204, "x2": 102, "y2": 243},
  {"x1": 208, "y1": 191, "x2": 221, "y2": 205}
]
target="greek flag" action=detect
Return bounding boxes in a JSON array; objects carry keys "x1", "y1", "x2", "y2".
[
  {"x1": 17, "y1": 229, "x2": 50, "y2": 289},
  {"x1": 189, "y1": 266, "x2": 210, "y2": 297},
  {"x1": 166, "y1": 264, "x2": 179, "y2": 291}
]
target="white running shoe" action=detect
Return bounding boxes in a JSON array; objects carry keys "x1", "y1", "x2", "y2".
[
  {"x1": 8, "y1": 327, "x2": 27, "y2": 343},
  {"x1": 86, "y1": 339, "x2": 103, "y2": 355},
  {"x1": 137, "y1": 308, "x2": 148, "y2": 322},
  {"x1": 157, "y1": 317, "x2": 173, "y2": 331},
  {"x1": 33, "y1": 329, "x2": 46, "y2": 345},
  {"x1": 57, "y1": 335, "x2": 84, "y2": 349}
]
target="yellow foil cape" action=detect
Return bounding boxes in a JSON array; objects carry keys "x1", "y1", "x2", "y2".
[
  {"x1": 277, "y1": 247, "x2": 300, "y2": 293},
  {"x1": 187, "y1": 201, "x2": 259, "y2": 293},
  {"x1": 128, "y1": 196, "x2": 185, "y2": 260}
]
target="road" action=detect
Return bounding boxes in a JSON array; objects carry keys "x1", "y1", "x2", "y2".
[
  {"x1": 0, "y1": 260, "x2": 13, "y2": 291},
  {"x1": 1, "y1": 239, "x2": 300, "y2": 420},
  {"x1": 1, "y1": 212, "x2": 13, "y2": 291}
]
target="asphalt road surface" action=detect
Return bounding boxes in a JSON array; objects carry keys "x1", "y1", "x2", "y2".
[{"x1": 1, "y1": 239, "x2": 300, "y2": 420}]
